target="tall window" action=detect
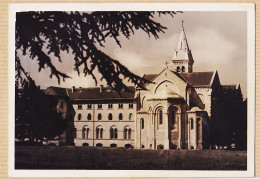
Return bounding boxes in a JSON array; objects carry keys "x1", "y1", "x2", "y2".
[
  {"x1": 78, "y1": 104, "x2": 82, "y2": 110},
  {"x1": 124, "y1": 128, "x2": 127, "y2": 139},
  {"x1": 110, "y1": 126, "x2": 118, "y2": 139},
  {"x1": 82, "y1": 126, "x2": 90, "y2": 139},
  {"x1": 159, "y1": 110, "x2": 163, "y2": 125},
  {"x1": 119, "y1": 113, "x2": 123, "y2": 120},
  {"x1": 182, "y1": 66, "x2": 185, "y2": 72},
  {"x1": 119, "y1": 103, "x2": 123, "y2": 108},
  {"x1": 129, "y1": 103, "x2": 133, "y2": 108},
  {"x1": 177, "y1": 66, "x2": 180, "y2": 72},
  {"x1": 129, "y1": 113, "x2": 133, "y2": 120},
  {"x1": 108, "y1": 104, "x2": 113, "y2": 109},
  {"x1": 87, "y1": 104, "x2": 92, "y2": 109},
  {"x1": 190, "y1": 118, "x2": 194, "y2": 130},
  {"x1": 82, "y1": 128, "x2": 86, "y2": 139},
  {"x1": 78, "y1": 113, "x2": 82, "y2": 121},
  {"x1": 98, "y1": 113, "x2": 102, "y2": 120},
  {"x1": 98, "y1": 104, "x2": 102, "y2": 109},
  {"x1": 108, "y1": 113, "x2": 113, "y2": 120},
  {"x1": 123, "y1": 126, "x2": 132, "y2": 139},
  {"x1": 96, "y1": 126, "x2": 103, "y2": 139},
  {"x1": 141, "y1": 118, "x2": 144, "y2": 129},
  {"x1": 87, "y1": 113, "x2": 91, "y2": 120}
]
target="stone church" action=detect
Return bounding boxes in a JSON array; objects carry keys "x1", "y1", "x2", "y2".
[{"x1": 45, "y1": 23, "x2": 245, "y2": 150}]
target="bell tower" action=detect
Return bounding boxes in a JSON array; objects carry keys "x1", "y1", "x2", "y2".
[{"x1": 172, "y1": 21, "x2": 194, "y2": 73}]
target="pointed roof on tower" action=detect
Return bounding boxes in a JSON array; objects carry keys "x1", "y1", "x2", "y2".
[{"x1": 173, "y1": 21, "x2": 194, "y2": 63}]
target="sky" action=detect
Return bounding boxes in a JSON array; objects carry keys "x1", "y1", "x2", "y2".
[{"x1": 19, "y1": 11, "x2": 247, "y2": 97}]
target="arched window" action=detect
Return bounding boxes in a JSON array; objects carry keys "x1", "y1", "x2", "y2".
[
  {"x1": 96, "y1": 128, "x2": 99, "y2": 139},
  {"x1": 98, "y1": 113, "x2": 102, "y2": 120},
  {"x1": 87, "y1": 113, "x2": 91, "y2": 120},
  {"x1": 171, "y1": 110, "x2": 175, "y2": 126},
  {"x1": 78, "y1": 113, "x2": 81, "y2": 121},
  {"x1": 124, "y1": 128, "x2": 127, "y2": 139},
  {"x1": 190, "y1": 118, "x2": 194, "y2": 130},
  {"x1": 82, "y1": 128, "x2": 86, "y2": 139},
  {"x1": 159, "y1": 110, "x2": 163, "y2": 125},
  {"x1": 108, "y1": 113, "x2": 112, "y2": 120},
  {"x1": 129, "y1": 113, "x2": 133, "y2": 120},
  {"x1": 177, "y1": 66, "x2": 180, "y2": 72},
  {"x1": 128, "y1": 128, "x2": 131, "y2": 139},
  {"x1": 124, "y1": 126, "x2": 132, "y2": 140},
  {"x1": 141, "y1": 118, "x2": 144, "y2": 129},
  {"x1": 100, "y1": 128, "x2": 103, "y2": 139},
  {"x1": 110, "y1": 126, "x2": 117, "y2": 139},
  {"x1": 182, "y1": 66, "x2": 185, "y2": 72},
  {"x1": 115, "y1": 128, "x2": 118, "y2": 139},
  {"x1": 119, "y1": 113, "x2": 123, "y2": 120},
  {"x1": 82, "y1": 126, "x2": 89, "y2": 139},
  {"x1": 96, "y1": 126, "x2": 103, "y2": 139}
]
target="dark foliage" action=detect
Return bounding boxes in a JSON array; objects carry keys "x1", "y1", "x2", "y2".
[
  {"x1": 15, "y1": 11, "x2": 179, "y2": 92},
  {"x1": 210, "y1": 88, "x2": 247, "y2": 150},
  {"x1": 15, "y1": 76, "x2": 66, "y2": 142}
]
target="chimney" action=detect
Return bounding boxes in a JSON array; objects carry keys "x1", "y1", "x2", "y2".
[
  {"x1": 100, "y1": 85, "x2": 104, "y2": 92},
  {"x1": 72, "y1": 86, "x2": 76, "y2": 93}
]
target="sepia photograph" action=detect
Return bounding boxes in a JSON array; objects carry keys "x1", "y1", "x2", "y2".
[{"x1": 9, "y1": 3, "x2": 255, "y2": 178}]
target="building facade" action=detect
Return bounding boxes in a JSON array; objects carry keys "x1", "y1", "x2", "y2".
[{"x1": 45, "y1": 23, "x2": 245, "y2": 150}]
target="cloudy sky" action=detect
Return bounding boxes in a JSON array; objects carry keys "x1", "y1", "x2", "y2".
[{"x1": 19, "y1": 11, "x2": 247, "y2": 97}]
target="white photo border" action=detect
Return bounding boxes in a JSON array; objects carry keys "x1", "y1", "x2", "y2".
[{"x1": 8, "y1": 3, "x2": 255, "y2": 177}]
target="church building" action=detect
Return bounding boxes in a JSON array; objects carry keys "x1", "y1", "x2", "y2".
[{"x1": 45, "y1": 22, "x2": 244, "y2": 150}]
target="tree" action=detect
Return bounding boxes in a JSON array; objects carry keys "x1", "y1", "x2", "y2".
[
  {"x1": 15, "y1": 76, "x2": 66, "y2": 143},
  {"x1": 15, "y1": 11, "x2": 179, "y2": 91}
]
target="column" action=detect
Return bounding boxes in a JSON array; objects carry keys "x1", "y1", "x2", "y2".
[
  {"x1": 194, "y1": 118, "x2": 197, "y2": 150},
  {"x1": 164, "y1": 111, "x2": 169, "y2": 149},
  {"x1": 178, "y1": 112, "x2": 181, "y2": 149}
]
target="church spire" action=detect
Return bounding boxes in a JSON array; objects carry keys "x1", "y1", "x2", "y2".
[{"x1": 172, "y1": 21, "x2": 194, "y2": 73}]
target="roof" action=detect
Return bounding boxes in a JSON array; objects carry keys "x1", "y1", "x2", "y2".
[
  {"x1": 45, "y1": 86, "x2": 136, "y2": 101},
  {"x1": 143, "y1": 74, "x2": 158, "y2": 82},
  {"x1": 44, "y1": 86, "x2": 71, "y2": 97},
  {"x1": 70, "y1": 86, "x2": 135, "y2": 100},
  {"x1": 179, "y1": 72, "x2": 214, "y2": 86},
  {"x1": 222, "y1": 85, "x2": 237, "y2": 91}
]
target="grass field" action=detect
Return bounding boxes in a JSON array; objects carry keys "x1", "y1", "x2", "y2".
[{"x1": 15, "y1": 146, "x2": 247, "y2": 170}]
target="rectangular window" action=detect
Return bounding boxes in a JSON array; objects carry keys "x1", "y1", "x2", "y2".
[
  {"x1": 108, "y1": 104, "x2": 113, "y2": 109},
  {"x1": 98, "y1": 104, "x2": 102, "y2": 109},
  {"x1": 129, "y1": 103, "x2": 133, "y2": 108},
  {"x1": 78, "y1": 104, "x2": 82, "y2": 110},
  {"x1": 119, "y1": 103, "x2": 123, "y2": 109},
  {"x1": 87, "y1": 104, "x2": 92, "y2": 109}
]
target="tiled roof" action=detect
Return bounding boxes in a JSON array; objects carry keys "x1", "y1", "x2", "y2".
[
  {"x1": 44, "y1": 86, "x2": 71, "y2": 97},
  {"x1": 179, "y1": 72, "x2": 214, "y2": 86},
  {"x1": 45, "y1": 86, "x2": 136, "y2": 100},
  {"x1": 69, "y1": 86, "x2": 135, "y2": 100}
]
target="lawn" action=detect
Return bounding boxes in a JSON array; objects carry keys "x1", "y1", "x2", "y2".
[{"x1": 15, "y1": 146, "x2": 247, "y2": 170}]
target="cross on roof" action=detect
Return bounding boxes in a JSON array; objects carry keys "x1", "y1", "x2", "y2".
[{"x1": 164, "y1": 61, "x2": 169, "y2": 69}]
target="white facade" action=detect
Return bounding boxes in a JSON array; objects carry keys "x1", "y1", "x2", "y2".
[{"x1": 74, "y1": 102, "x2": 136, "y2": 148}]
